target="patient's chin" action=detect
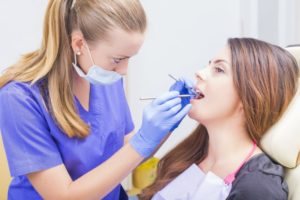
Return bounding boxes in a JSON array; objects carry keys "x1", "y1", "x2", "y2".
[
  {"x1": 188, "y1": 109, "x2": 209, "y2": 126},
  {"x1": 188, "y1": 109, "x2": 201, "y2": 121}
]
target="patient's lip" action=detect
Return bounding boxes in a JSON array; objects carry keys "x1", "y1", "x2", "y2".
[{"x1": 193, "y1": 87, "x2": 205, "y2": 99}]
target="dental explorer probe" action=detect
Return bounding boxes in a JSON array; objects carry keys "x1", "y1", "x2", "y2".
[
  {"x1": 139, "y1": 74, "x2": 197, "y2": 100},
  {"x1": 139, "y1": 94, "x2": 195, "y2": 101}
]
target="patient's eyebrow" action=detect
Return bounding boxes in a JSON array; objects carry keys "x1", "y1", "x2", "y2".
[
  {"x1": 209, "y1": 59, "x2": 230, "y2": 66},
  {"x1": 215, "y1": 59, "x2": 229, "y2": 64},
  {"x1": 208, "y1": 59, "x2": 230, "y2": 72}
]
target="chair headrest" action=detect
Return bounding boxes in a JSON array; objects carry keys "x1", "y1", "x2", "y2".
[
  {"x1": 286, "y1": 45, "x2": 300, "y2": 67},
  {"x1": 260, "y1": 45, "x2": 300, "y2": 168}
]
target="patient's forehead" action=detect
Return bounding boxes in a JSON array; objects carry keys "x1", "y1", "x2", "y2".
[{"x1": 213, "y1": 45, "x2": 231, "y2": 64}]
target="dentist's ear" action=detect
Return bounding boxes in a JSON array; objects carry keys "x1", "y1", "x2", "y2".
[{"x1": 71, "y1": 30, "x2": 84, "y2": 54}]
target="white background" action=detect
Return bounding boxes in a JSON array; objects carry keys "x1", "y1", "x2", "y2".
[
  {"x1": 1, "y1": 0, "x2": 300, "y2": 160},
  {"x1": 0, "y1": 0, "x2": 299, "y2": 156},
  {"x1": 128, "y1": 0, "x2": 300, "y2": 158},
  {"x1": 0, "y1": 0, "x2": 300, "y2": 192},
  {"x1": 0, "y1": 0, "x2": 300, "y2": 190}
]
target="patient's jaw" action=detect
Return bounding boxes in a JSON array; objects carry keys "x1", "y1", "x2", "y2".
[{"x1": 189, "y1": 46, "x2": 243, "y2": 127}]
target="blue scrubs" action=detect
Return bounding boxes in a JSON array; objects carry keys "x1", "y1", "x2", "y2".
[{"x1": 0, "y1": 79, "x2": 134, "y2": 200}]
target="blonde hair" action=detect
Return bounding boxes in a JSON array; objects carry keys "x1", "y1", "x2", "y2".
[
  {"x1": 0, "y1": 0, "x2": 147, "y2": 138},
  {"x1": 140, "y1": 38, "x2": 299, "y2": 199}
]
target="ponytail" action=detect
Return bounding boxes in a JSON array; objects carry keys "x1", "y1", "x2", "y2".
[
  {"x1": 0, "y1": 0, "x2": 147, "y2": 138},
  {"x1": 0, "y1": 0, "x2": 89, "y2": 138}
]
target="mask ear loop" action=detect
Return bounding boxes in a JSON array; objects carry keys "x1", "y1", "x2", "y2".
[
  {"x1": 73, "y1": 52, "x2": 78, "y2": 66},
  {"x1": 73, "y1": 49, "x2": 82, "y2": 65},
  {"x1": 85, "y1": 43, "x2": 96, "y2": 66}
]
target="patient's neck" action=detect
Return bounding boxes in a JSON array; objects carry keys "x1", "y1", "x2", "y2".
[{"x1": 203, "y1": 117, "x2": 254, "y2": 164}]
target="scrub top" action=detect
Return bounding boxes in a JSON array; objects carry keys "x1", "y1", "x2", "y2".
[{"x1": 0, "y1": 79, "x2": 134, "y2": 200}]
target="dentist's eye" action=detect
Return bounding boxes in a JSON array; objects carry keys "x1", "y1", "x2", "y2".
[{"x1": 113, "y1": 58, "x2": 122, "y2": 64}]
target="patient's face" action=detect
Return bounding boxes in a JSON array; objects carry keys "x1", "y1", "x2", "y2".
[{"x1": 189, "y1": 46, "x2": 242, "y2": 125}]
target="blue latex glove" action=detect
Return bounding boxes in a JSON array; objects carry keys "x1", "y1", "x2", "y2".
[
  {"x1": 169, "y1": 77, "x2": 196, "y2": 106},
  {"x1": 169, "y1": 77, "x2": 195, "y2": 131},
  {"x1": 130, "y1": 91, "x2": 192, "y2": 158}
]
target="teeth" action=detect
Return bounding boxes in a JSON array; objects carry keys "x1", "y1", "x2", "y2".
[
  {"x1": 196, "y1": 93, "x2": 204, "y2": 99},
  {"x1": 194, "y1": 89, "x2": 204, "y2": 99}
]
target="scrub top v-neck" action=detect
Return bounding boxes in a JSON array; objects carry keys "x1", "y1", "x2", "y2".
[{"x1": 0, "y1": 79, "x2": 134, "y2": 200}]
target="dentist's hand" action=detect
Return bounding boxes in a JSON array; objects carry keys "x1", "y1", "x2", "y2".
[
  {"x1": 130, "y1": 91, "x2": 192, "y2": 158},
  {"x1": 169, "y1": 77, "x2": 196, "y2": 106},
  {"x1": 169, "y1": 77, "x2": 195, "y2": 131}
]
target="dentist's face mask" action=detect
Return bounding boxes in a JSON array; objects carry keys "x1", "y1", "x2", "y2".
[{"x1": 72, "y1": 44, "x2": 122, "y2": 85}]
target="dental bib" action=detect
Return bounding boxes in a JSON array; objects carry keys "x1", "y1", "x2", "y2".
[
  {"x1": 152, "y1": 142, "x2": 257, "y2": 200},
  {"x1": 152, "y1": 164, "x2": 231, "y2": 200}
]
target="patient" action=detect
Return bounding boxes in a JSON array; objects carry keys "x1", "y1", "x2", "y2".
[{"x1": 140, "y1": 38, "x2": 299, "y2": 200}]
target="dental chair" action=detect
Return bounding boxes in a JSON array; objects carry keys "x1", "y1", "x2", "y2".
[
  {"x1": 0, "y1": 134, "x2": 11, "y2": 199},
  {"x1": 261, "y1": 45, "x2": 300, "y2": 200}
]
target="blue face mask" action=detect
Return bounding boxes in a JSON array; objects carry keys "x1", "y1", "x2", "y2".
[{"x1": 72, "y1": 44, "x2": 122, "y2": 85}]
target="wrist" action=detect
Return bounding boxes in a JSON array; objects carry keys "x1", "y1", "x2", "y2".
[{"x1": 129, "y1": 129, "x2": 157, "y2": 158}]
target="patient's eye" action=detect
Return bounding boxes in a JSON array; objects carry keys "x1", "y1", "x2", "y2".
[{"x1": 214, "y1": 65, "x2": 225, "y2": 73}]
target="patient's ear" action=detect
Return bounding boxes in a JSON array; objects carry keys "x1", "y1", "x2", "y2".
[{"x1": 237, "y1": 101, "x2": 244, "y2": 115}]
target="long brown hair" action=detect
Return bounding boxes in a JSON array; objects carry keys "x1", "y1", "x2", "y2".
[
  {"x1": 0, "y1": 0, "x2": 147, "y2": 138},
  {"x1": 140, "y1": 38, "x2": 299, "y2": 199}
]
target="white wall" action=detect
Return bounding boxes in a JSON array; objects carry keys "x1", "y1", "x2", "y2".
[
  {"x1": 240, "y1": 0, "x2": 300, "y2": 47},
  {"x1": 258, "y1": 0, "x2": 279, "y2": 44},
  {"x1": 278, "y1": 0, "x2": 299, "y2": 46},
  {"x1": 0, "y1": 1, "x2": 48, "y2": 72},
  {"x1": 240, "y1": 0, "x2": 258, "y2": 38},
  {"x1": 1, "y1": 0, "x2": 298, "y2": 158},
  {"x1": 1, "y1": 0, "x2": 299, "y2": 192},
  {"x1": 298, "y1": 0, "x2": 300, "y2": 43}
]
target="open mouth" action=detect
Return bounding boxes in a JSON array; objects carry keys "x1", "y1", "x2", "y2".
[{"x1": 193, "y1": 89, "x2": 205, "y2": 100}]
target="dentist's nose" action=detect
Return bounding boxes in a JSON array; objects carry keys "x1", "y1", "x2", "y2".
[{"x1": 116, "y1": 60, "x2": 129, "y2": 75}]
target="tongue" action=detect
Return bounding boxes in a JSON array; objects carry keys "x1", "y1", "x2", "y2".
[{"x1": 196, "y1": 93, "x2": 204, "y2": 99}]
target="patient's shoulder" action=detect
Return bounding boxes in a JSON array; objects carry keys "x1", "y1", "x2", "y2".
[{"x1": 227, "y1": 153, "x2": 288, "y2": 200}]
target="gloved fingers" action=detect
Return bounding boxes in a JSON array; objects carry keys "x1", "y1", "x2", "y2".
[
  {"x1": 154, "y1": 91, "x2": 179, "y2": 105},
  {"x1": 164, "y1": 103, "x2": 182, "y2": 118},
  {"x1": 169, "y1": 80, "x2": 184, "y2": 92},
  {"x1": 159, "y1": 97, "x2": 182, "y2": 111},
  {"x1": 180, "y1": 77, "x2": 196, "y2": 95},
  {"x1": 181, "y1": 77, "x2": 195, "y2": 88},
  {"x1": 171, "y1": 103, "x2": 192, "y2": 122},
  {"x1": 181, "y1": 97, "x2": 191, "y2": 107},
  {"x1": 170, "y1": 77, "x2": 195, "y2": 96}
]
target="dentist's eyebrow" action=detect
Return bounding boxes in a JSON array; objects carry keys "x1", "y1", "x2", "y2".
[
  {"x1": 117, "y1": 51, "x2": 140, "y2": 59},
  {"x1": 115, "y1": 56, "x2": 130, "y2": 59}
]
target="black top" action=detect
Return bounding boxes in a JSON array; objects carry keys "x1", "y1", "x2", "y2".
[{"x1": 226, "y1": 153, "x2": 288, "y2": 200}]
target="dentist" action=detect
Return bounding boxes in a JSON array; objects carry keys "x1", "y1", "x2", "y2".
[{"x1": 0, "y1": 0, "x2": 191, "y2": 199}]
